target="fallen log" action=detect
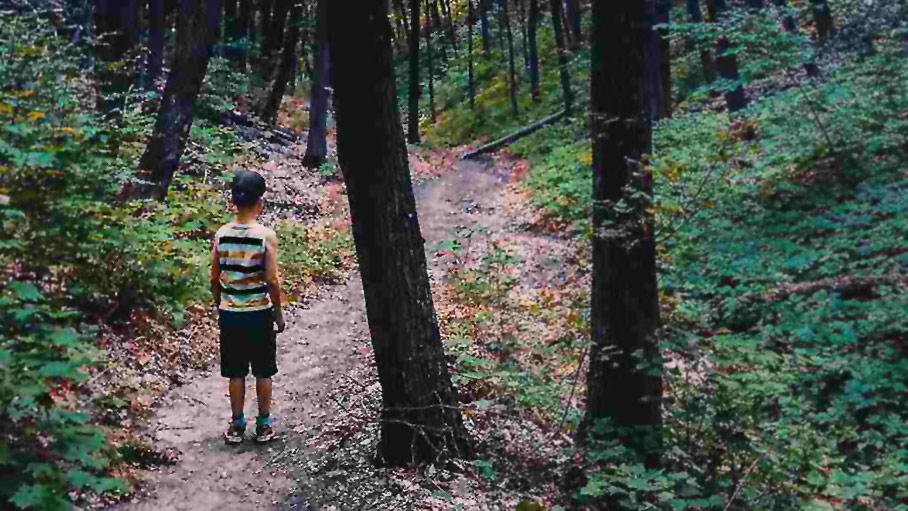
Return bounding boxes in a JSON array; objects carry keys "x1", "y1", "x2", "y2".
[{"x1": 460, "y1": 109, "x2": 566, "y2": 160}]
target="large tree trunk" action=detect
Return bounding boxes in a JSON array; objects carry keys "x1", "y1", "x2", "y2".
[
  {"x1": 407, "y1": 0, "x2": 421, "y2": 142},
  {"x1": 528, "y1": 0, "x2": 540, "y2": 101},
  {"x1": 811, "y1": 0, "x2": 833, "y2": 43},
  {"x1": 657, "y1": 0, "x2": 672, "y2": 119},
  {"x1": 714, "y1": 0, "x2": 747, "y2": 112},
  {"x1": 480, "y1": 0, "x2": 491, "y2": 56},
  {"x1": 93, "y1": 0, "x2": 138, "y2": 116},
  {"x1": 468, "y1": 0, "x2": 476, "y2": 110},
  {"x1": 502, "y1": 0, "x2": 519, "y2": 116},
  {"x1": 687, "y1": 0, "x2": 715, "y2": 83},
  {"x1": 425, "y1": 0, "x2": 437, "y2": 123},
  {"x1": 146, "y1": 0, "x2": 166, "y2": 90},
  {"x1": 261, "y1": 1, "x2": 303, "y2": 123},
  {"x1": 303, "y1": 0, "x2": 331, "y2": 168},
  {"x1": 326, "y1": 0, "x2": 473, "y2": 466},
  {"x1": 549, "y1": 0, "x2": 573, "y2": 115},
  {"x1": 587, "y1": 0, "x2": 662, "y2": 469},
  {"x1": 136, "y1": 0, "x2": 221, "y2": 201}
]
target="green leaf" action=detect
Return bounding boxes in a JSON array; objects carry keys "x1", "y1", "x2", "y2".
[{"x1": 8, "y1": 281, "x2": 41, "y2": 302}]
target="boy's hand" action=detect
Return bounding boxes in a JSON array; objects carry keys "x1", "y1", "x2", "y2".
[{"x1": 275, "y1": 313, "x2": 286, "y2": 333}]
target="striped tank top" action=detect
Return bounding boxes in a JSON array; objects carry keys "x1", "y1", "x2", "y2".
[{"x1": 216, "y1": 222, "x2": 272, "y2": 312}]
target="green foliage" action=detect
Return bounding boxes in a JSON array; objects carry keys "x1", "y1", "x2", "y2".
[{"x1": 277, "y1": 221, "x2": 354, "y2": 297}]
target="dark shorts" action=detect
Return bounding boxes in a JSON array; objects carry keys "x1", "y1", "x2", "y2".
[{"x1": 218, "y1": 308, "x2": 278, "y2": 379}]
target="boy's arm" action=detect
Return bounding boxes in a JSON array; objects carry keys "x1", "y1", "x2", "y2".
[
  {"x1": 210, "y1": 237, "x2": 221, "y2": 308},
  {"x1": 264, "y1": 229, "x2": 285, "y2": 333}
]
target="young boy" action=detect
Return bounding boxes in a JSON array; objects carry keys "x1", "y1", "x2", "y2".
[{"x1": 210, "y1": 170, "x2": 286, "y2": 444}]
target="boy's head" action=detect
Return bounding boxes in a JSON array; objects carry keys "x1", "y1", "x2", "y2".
[{"x1": 231, "y1": 170, "x2": 266, "y2": 211}]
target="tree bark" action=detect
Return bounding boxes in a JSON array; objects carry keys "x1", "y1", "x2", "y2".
[
  {"x1": 502, "y1": 0, "x2": 519, "y2": 116},
  {"x1": 714, "y1": 0, "x2": 747, "y2": 112},
  {"x1": 326, "y1": 0, "x2": 473, "y2": 466},
  {"x1": 425, "y1": 0, "x2": 437, "y2": 123},
  {"x1": 146, "y1": 0, "x2": 166, "y2": 90},
  {"x1": 480, "y1": 0, "x2": 491, "y2": 56},
  {"x1": 394, "y1": 0, "x2": 410, "y2": 37},
  {"x1": 442, "y1": 0, "x2": 458, "y2": 54},
  {"x1": 645, "y1": 0, "x2": 660, "y2": 125},
  {"x1": 588, "y1": 0, "x2": 662, "y2": 469},
  {"x1": 261, "y1": 1, "x2": 303, "y2": 123},
  {"x1": 549, "y1": 0, "x2": 573, "y2": 116},
  {"x1": 811, "y1": 0, "x2": 833, "y2": 43},
  {"x1": 528, "y1": 0, "x2": 540, "y2": 101},
  {"x1": 137, "y1": 0, "x2": 221, "y2": 201},
  {"x1": 407, "y1": 0, "x2": 421, "y2": 142},
  {"x1": 303, "y1": 0, "x2": 331, "y2": 168},
  {"x1": 468, "y1": 0, "x2": 476, "y2": 110}
]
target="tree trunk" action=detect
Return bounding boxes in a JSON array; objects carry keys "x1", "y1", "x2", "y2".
[
  {"x1": 391, "y1": 0, "x2": 408, "y2": 53},
  {"x1": 407, "y1": 0, "x2": 421, "y2": 142},
  {"x1": 137, "y1": 0, "x2": 221, "y2": 201},
  {"x1": 237, "y1": 0, "x2": 252, "y2": 69},
  {"x1": 811, "y1": 0, "x2": 833, "y2": 43},
  {"x1": 549, "y1": 0, "x2": 573, "y2": 115},
  {"x1": 502, "y1": 0, "x2": 519, "y2": 116},
  {"x1": 645, "y1": 0, "x2": 660, "y2": 125},
  {"x1": 565, "y1": 0, "x2": 581, "y2": 49},
  {"x1": 326, "y1": 0, "x2": 474, "y2": 466},
  {"x1": 687, "y1": 0, "x2": 715, "y2": 83},
  {"x1": 93, "y1": 0, "x2": 138, "y2": 116},
  {"x1": 146, "y1": 0, "x2": 166, "y2": 90},
  {"x1": 528, "y1": 0, "x2": 540, "y2": 101},
  {"x1": 480, "y1": 0, "x2": 491, "y2": 56},
  {"x1": 303, "y1": 0, "x2": 331, "y2": 168},
  {"x1": 516, "y1": 0, "x2": 529, "y2": 72},
  {"x1": 468, "y1": 0, "x2": 476, "y2": 110},
  {"x1": 261, "y1": 0, "x2": 290, "y2": 72},
  {"x1": 425, "y1": 0, "x2": 437, "y2": 123},
  {"x1": 261, "y1": 2, "x2": 303, "y2": 123},
  {"x1": 656, "y1": 0, "x2": 671, "y2": 119},
  {"x1": 714, "y1": 1, "x2": 747, "y2": 112},
  {"x1": 588, "y1": 0, "x2": 662, "y2": 469}
]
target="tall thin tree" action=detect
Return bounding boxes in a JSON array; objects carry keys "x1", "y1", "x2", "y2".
[
  {"x1": 136, "y1": 0, "x2": 222, "y2": 200},
  {"x1": 326, "y1": 0, "x2": 474, "y2": 466},
  {"x1": 425, "y1": 0, "x2": 438, "y2": 123},
  {"x1": 528, "y1": 0, "x2": 540, "y2": 101},
  {"x1": 588, "y1": 0, "x2": 662, "y2": 469},
  {"x1": 812, "y1": 0, "x2": 833, "y2": 43},
  {"x1": 468, "y1": 0, "x2": 476, "y2": 110},
  {"x1": 304, "y1": 0, "x2": 331, "y2": 167},
  {"x1": 502, "y1": 0, "x2": 519, "y2": 116},
  {"x1": 549, "y1": 0, "x2": 573, "y2": 115},
  {"x1": 93, "y1": 0, "x2": 138, "y2": 116},
  {"x1": 565, "y1": 0, "x2": 581, "y2": 49},
  {"x1": 479, "y1": 0, "x2": 491, "y2": 56},
  {"x1": 237, "y1": 0, "x2": 252, "y2": 69},
  {"x1": 687, "y1": 0, "x2": 716, "y2": 83}
]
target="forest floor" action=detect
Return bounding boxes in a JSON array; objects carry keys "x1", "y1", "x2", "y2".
[{"x1": 102, "y1": 129, "x2": 584, "y2": 511}]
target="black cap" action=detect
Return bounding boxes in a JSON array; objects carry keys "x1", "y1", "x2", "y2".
[{"x1": 231, "y1": 170, "x2": 266, "y2": 207}]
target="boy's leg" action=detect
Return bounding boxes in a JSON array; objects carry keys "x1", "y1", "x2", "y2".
[
  {"x1": 229, "y1": 377, "x2": 246, "y2": 417},
  {"x1": 255, "y1": 377, "x2": 272, "y2": 416}
]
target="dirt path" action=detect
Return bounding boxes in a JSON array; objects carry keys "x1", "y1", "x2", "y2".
[{"x1": 109, "y1": 154, "x2": 517, "y2": 511}]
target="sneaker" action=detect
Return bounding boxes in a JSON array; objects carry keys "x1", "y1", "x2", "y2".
[
  {"x1": 255, "y1": 423, "x2": 276, "y2": 443},
  {"x1": 224, "y1": 423, "x2": 246, "y2": 444}
]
